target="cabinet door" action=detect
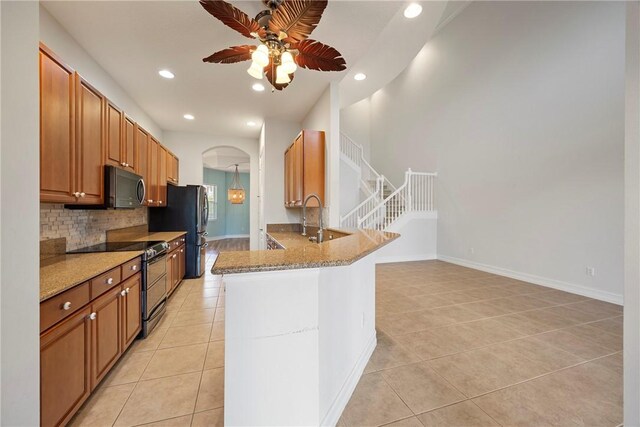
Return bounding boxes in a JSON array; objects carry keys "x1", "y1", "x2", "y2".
[
  {"x1": 293, "y1": 135, "x2": 304, "y2": 206},
  {"x1": 40, "y1": 44, "x2": 76, "y2": 203},
  {"x1": 170, "y1": 154, "x2": 179, "y2": 184},
  {"x1": 105, "y1": 100, "x2": 123, "y2": 168},
  {"x1": 158, "y1": 145, "x2": 168, "y2": 206},
  {"x1": 76, "y1": 74, "x2": 105, "y2": 205},
  {"x1": 121, "y1": 273, "x2": 142, "y2": 350},
  {"x1": 284, "y1": 147, "x2": 292, "y2": 207},
  {"x1": 41, "y1": 307, "x2": 91, "y2": 427},
  {"x1": 302, "y1": 130, "x2": 325, "y2": 207},
  {"x1": 135, "y1": 125, "x2": 149, "y2": 204},
  {"x1": 148, "y1": 138, "x2": 159, "y2": 206},
  {"x1": 90, "y1": 286, "x2": 122, "y2": 389},
  {"x1": 178, "y1": 246, "x2": 186, "y2": 283},
  {"x1": 123, "y1": 116, "x2": 136, "y2": 172}
]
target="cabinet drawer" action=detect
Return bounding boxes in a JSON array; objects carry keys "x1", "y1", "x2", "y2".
[
  {"x1": 40, "y1": 282, "x2": 90, "y2": 333},
  {"x1": 122, "y1": 257, "x2": 142, "y2": 281},
  {"x1": 169, "y1": 236, "x2": 185, "y2": 251},
  {"x1": 90, "y1": 267, "x2": 122, "y2": 299}
]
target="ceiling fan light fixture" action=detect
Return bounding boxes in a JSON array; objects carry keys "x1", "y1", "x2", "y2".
[
  {"x1": 280, "y1": 51, "x2": 297, "y2": 74},
  {"x1": 275, "y1": 65, "x2": 291, "y2": 84},
  {"x1": 252, "y1": 44, "x2": 270, "y2": 68},
  {"x1": 404, "y1": 3, "x2": 423, "y2": 19},
  {"x1": 247, "y1": 61, "x2": 264, "y2": 79}
]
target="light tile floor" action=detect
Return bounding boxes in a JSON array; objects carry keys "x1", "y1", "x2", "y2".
[{"x1": 70, "y1": 259, "x2": 623, "y2": 426}]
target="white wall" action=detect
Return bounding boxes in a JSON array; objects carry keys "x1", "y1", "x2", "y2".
[
  {"x1": 262, "y1": 118, "x2": 302, "y2": 225},
  {"x1": 340, "y1": 98, "x2": 372, "y2": 162},
  {"x1": 625, "y1": 2, "x2": 640, "y2": 424},
  {"x1": 163, "y1": 131, "x2": 260, "y2": 250},
  {"x1": 339, "y1": 158, "x2": 362, "y2": 219},
  {"x1": 368, "y1": 1, "x2": 625, "y2": 301},
  {"x1": 376, "y1": 214, "x2": 438, "y2": 264},
  {"x1": 1, "y1": 1, "x2": 40, "y2": 424},
  {"x1": 39, "y1": 5, "x2": 163, "y2": 138},
  {"x1": 302, "y1": 83, "x2": 341, "y2": 226}
]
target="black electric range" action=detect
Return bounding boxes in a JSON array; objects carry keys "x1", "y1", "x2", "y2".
[{"x1": 68, "y1": 240, "x2": 169, "y2": 261}]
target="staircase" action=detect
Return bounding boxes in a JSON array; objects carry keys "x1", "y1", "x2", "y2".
[{"x1": 340, "y1": 133, "x2": 437, "y2": 231}]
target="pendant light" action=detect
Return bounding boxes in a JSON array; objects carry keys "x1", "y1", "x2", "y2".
[{"x1": 228, "y1": 164, "x2": 246, "y2": 204}]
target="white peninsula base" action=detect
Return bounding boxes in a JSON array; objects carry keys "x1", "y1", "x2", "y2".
[{"x1": 223, "y1": 253, "x2": 377, "y2": 426}]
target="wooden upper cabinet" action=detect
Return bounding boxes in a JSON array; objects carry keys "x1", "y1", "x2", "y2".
[
  {"x1": 284, "y1": 130, "x2": 325, "y2": 208},
  {"x1": 167, "y1": 151, "x2": 179, "y2": 185},
  {"x1": 75, "y1": 74, "x2": 105, "y2": 205},
  {"x1": 105, "y1": 100, "x2": 123, "y2": 169},
  {"x1": 40, "y1": 44, "x2": 76, "y2": 204},
  {"x1": 158, "y1": 145, "x2": 168, "y2": 206},
  {"x1": 148, "y1": 137, "x2": 159, "y2": 206},
  {"x1": 123, "y1": 116, "x2": 136, "y2": 172},
  {"x1": 135, "y1": 125, "x2": 149, "y2": 204},
  {"x1": 40, "y1": 307, "x2": 91, "y2": 427}
]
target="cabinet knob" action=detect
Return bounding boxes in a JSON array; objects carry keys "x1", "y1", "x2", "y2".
[
  {"x1": 159, "y1": 201, "x2": 163, "y2": 204},
  {"x1": 120, "y1": 290, "x2": 126, "y2": 297},
  {"x1": 121, "y1": 162, "x2": 126, "y2": 166},
  {"x1": 125, "y1": 163, "x2": 129, "y2": 167},
  {"x1": 80, "y1": 192, "x2": 86, "y2": 197},
  {"x1": 62, "y1": 301, "x2": 72, "y2": 311},
  {"x1": 125, "y1": 287, "x2": 130, "y2": 294},
  {"x1": 106, "y1": 277, "x2": 114, "y2": 285},
  {"x1": 148, "y1": 199, "x2": 154, "y2": 203},
  {"x1": 132, "y1": 265, "x2": 137, "y2": 271},
  {"x1": 173, "y1": 254, "x2": 177, "y2": 259},
  {"x1": 74, "y1": 192, "x2": 81, "y2": 197},
  {"x1": 180, "y1": 249, "x2": 184, "y2": 253},
  {"x1": 88, "y1": 312, "x2": 97, "y2": 320}
]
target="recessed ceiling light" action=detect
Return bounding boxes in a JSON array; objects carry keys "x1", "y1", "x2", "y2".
[
  {"x1": 404, "y1": 3, "x2": 422, "y2": 19},
  {"x1": 246, "y1": 121, "x2": 256, "y2": 127},
  {"x1": 354, "y1": 73, "x2": 367, "y2": 81},
  {"x1": 183, "y1": 114, "x2": 195, "y2": 120},
  {"x1": 252, "y1": 83, "x2": 265, "y2": 92},
  {"x1": 158, "y1": 69, "x2": 175, "y2": 79}
]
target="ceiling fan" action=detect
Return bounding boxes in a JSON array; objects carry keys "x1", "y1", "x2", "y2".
[{"x1": 199, "y1": 0, "x2": 347, "y2": 91}]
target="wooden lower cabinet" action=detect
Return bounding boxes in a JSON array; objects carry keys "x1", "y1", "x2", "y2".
[
  {"x1": 90, "y1": 286, "x2": 122, "y2": 389},
  {"x1": 41, "y1": 308, "x2": 91, "y2": 427},
  {"x1": 178, "y1": 245, "x2": 185, "y2": 283},
  {"x1": 166, "y1": 245, "x2": 186, "y2": 295},
  {"x1": 41, "y1": 263, "x2": 143, "y2": 426},
  {"x1": 122, "y1": 274, "x2": 142, "y2": 349}
]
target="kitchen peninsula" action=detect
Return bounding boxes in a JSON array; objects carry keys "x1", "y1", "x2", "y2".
[{"x1": 212, "y1": 227, "x2": 399, "y2": 426}]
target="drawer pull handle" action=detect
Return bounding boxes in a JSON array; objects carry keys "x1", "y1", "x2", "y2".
[
  {"x1": 107, "y1": 278, "x2": 114, "y2": 285},
  {"x1": 132, "y1": 265, "x2": 137, "y2": 271},
  {"x1": 173, "y1": 254, "x2": 177, "y2": 259},
  {"x1": 88, "y1": 312, "x2": 97, "y2": 321},
  {"x1": 62, "y1": 301, "x2": 72, "y2": 311},
  {"x1": 120, "y1": 290, "x2": 126, "y2": 297}
]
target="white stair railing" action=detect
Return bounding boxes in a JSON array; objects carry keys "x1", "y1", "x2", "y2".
[
  {"x1": 341, "y1": 176, "x2": 384, "y2": 229},
  {"x1": 358, "y1": 169, "x2": 437, "y2": 231},
  {"x1": 340, "y1": 133, "x2": 397, "y2": 194}
]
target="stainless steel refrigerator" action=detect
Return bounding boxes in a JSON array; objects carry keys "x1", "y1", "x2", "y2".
[{"x1": 148, "y1": 185, "x2": 209, "y2": 278}]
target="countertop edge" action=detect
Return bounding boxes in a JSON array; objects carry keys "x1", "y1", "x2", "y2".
[{"x1": 211, "y1": 231, "x2": 399, "y2": 275}]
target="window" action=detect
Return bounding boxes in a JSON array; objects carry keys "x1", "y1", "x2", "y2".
[{"x1": 204, "y1": 184, "x2": 217, "y2": 221}]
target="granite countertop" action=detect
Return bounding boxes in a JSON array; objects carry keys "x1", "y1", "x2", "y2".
[
  {"x1": 40, "y1": 251, "x2": 143, "y2": 302},
  {"x1": 212, "y1": 228, "x2": 399, "y2": 275},
  {"x1": 108, "y1": 231, "x2": 187, "y2": 243}
]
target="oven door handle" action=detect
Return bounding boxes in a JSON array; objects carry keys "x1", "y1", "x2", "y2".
[{"x1": 147, "y1": 253, "x2": 166, "y2": 266}]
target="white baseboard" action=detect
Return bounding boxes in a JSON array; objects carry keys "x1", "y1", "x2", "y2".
[
  {"x1": 437, "y1": 255, "x2": 623, "y2": 305},
  {"x1": 376, "y1": 253, "x2": 437, "y2": 264},
  {"x1": 207, "y1": 234, "x2": 249, "y2": 241},
  {"x1": 320, "y1": 332, "x2": 377, "y2": 427}
]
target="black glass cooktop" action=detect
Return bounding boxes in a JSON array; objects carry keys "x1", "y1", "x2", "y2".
[{"x1": 68, "y1": 241, "x2": 165, "y2": 254}]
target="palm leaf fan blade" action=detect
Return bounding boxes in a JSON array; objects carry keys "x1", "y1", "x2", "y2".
[
  {"x1": 203, "y1": 45, "x2": 255, "y2": 63},
  {"x1": 264, "y1": 58, "x2": 294, "y2": 91},
  {"x1": 268, "y1": 0, "x2": 328, "y2": 44},
  {"x1": 199, "y1": 0, "x2": 265, "y2": 39},
  {"x1": 293, "y1": 39, "x2": 346, "y2": 72}
]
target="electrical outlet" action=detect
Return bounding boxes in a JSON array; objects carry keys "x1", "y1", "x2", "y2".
[{"x1": 586, "y1": 267, "x2": 596, "y2": 277}]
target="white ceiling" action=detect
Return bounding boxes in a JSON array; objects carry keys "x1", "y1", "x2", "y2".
[
  {"x1": 42, "y1": 0, "x2": 403, "y2": 139},
  {"x1": 203, "y1": 146, "x2": 251, "y2": 172}
]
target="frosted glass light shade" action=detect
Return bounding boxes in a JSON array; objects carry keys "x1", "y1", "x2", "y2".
[
  {"x1": 247, "y1": 61, "x2": 264, "y2": 79},
  {"x1": 251, "y1": 45, "x2": 269, "y2": 67},
  {"x1": 275, "y1": 65, "x2": 291, "y2": 84},
  {"x1": 280, "y1": 51, "x2": 297, "y2": 74}
]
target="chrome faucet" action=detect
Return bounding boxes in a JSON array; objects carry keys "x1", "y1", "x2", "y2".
[{"x1": 302, "y1": 193, "x2": 324, "y2": 243}]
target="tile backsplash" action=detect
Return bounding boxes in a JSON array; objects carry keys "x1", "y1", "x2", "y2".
[{"x1": 40, "y1": 204, "x2": 147, "y2": 251}]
